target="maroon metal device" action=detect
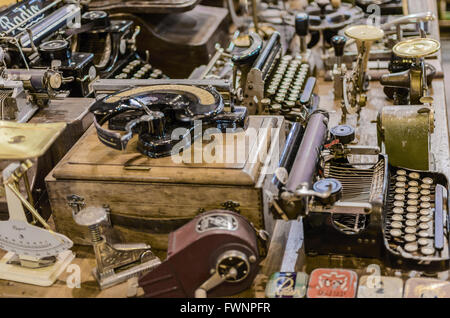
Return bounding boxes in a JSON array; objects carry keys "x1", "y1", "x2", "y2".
[{"x1": 138, "y1": 210, "x2": 260, "y2": 297}]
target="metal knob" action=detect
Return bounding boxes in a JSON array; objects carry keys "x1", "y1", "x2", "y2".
[
  {"x1": 295, "y1": 13, "x2": 309, "y2": 37},
  {"x1": 331, "y1": 35, "x2": 346, "y2": 58}
]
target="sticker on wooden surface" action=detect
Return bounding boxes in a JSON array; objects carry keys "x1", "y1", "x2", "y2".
[
  {"x1": 265, "y1": 272, "x2": 308, "y2": 298},
  {"x1": 404, "y1": 278, "x2": 450, "y2": 298},
  {"x1": 307, "y1": 268, "x2": 358, "y2": 298},
  {"x1": 357, "y1": 275, "x2": 404, "y2": 298}
]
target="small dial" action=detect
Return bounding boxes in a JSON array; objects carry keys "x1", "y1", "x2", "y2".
[{"x1": 216, "y1": 250, "x2": 250, "y2": 282}]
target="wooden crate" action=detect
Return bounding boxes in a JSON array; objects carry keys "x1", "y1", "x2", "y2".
[{"x1": 46, "y1": 116, "x2": 285, "y2": 250}]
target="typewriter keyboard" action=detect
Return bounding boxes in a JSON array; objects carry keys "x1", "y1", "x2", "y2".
[
  {"x1": 384, "y1": 168, "x2": 449, "y2": 260},
  {"x1": 113, "y1": 59, "x2": 166, "y2": 79},
  {"x1": 263, "y1": 55, "x2": 310, "y2": 121}
]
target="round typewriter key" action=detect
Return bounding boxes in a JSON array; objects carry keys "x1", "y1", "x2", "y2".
[
  {"x1": 396, "y1": 176, "x2": 407, "y2": 182},
  {"x1": 422, "y1": 177, "x2": 433, "y2": 185},
  {"x1": 407, "y1": 199, "x2": 419, "y2": 206},
  {"x1": 408, "y1": 181, "x2": 419, "y2": 187},
  {"x1": 419, "y1": 209, "x2": 431, "y2": 216},
  {"x1": 267, "y1": 89, "x2": 276, "y2": 96},
  {"x1": 393, "y1": 201, "x2": 404, "y2": 207},
  {"x1": 271, "y1": 104, "x2": 282, "y2": 111},
  {"x1": 418, "y1": 238, "x2": 431, "y2": 246},
  {"x1": 420, "y1": 202, "x2": 431, "y2": 209},
  {"x1": 407, "y1": 193, "x2": 419, "y2": 200},
  {"x1": 405, "y1": 243, "x2": 418, "y2": 252},
  {"x1": 394, "y1": 194, "x2": 406, "y2": 201},
  {"x1": 406, "y1": 219, "x2": 417, "y2": 227},
  {"x1": 390, "y1": 221, "x2": 403, "y2": 229},
  {"x1": 404, "y1": 234, "x2": 416, "y2": 242},
  {"x1": 405, "y1": 227, "x2": 417, "y2": 234},
  {"x1": 395, "y1": 182, "x2": 406, "y2": 188},
  {"x1": 396, "y1": 170, "x2": 407, "y2": 176},
  {"x1": 420, "y1": 189, "x2": 431, "y2": 195},
  {"x1": 409, "y1": 172, "x2": 420, "y2": 180},
  {"x1": 408, "y1": 187, "x2": 419, "y2": 193},
  {"x1": 392, "y1": 214, "x2": 403, "y2": 221},
  {"x1": 420, "y1": 183, "x2": 431, "y2": 190},
  {"x1": 285, "y1": 101, "x2": 295, "y2": 109},
  {"x1": 418, "y1": 230, "x2": 429, "y2": 238},
  {"x1": 393, "y1": 207, "x2": 404, "y2": 214},
  {"x1": 421, "y1": 246, "x2": 435, "y2": 255},
  {"x1": 420, "y1": 196, "x2": 431, "y2": 202},
  {"x1": 406, "y1": 206, "x2": 418, "y2": 213},
  {"x1": 406, "y1": 213, "x2": 418, "y2": 220},
  {"x1": 395, "y1": 188, "x2": 406, "y2": 194},
  {"x1": 419, "y1": 216, "x2": 431, "y2": 223},
  {"x1": 390, "y1": 229, "x2": 402, "y2": 237},
  {"x1": 418, "y1": 223, "x2": 429, "y2": 230}
]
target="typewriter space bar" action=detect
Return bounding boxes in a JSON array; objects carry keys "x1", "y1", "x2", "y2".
[
  {"x1": 309, "y1": 202, "x2": 372, "y2": 214},
  {"x1": 434, "y1": 184, "x2": 445, "y2": 250}
]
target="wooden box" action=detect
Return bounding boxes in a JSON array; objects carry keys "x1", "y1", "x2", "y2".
[{"x1": 45, "y1": 115, "x2": 285, "y2": 250}]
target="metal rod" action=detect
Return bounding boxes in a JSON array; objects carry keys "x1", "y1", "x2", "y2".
[{"x1": 7, "y1": 182, "x2": 51, "y2": 231}]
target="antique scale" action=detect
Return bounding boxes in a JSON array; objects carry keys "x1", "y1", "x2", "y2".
[{"x1": 0, "y1": 121, "x2": 74, "y2": 286}]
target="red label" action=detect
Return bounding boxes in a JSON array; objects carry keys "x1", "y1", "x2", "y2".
[{"x1": 307, "y1": 268, "x2": 358, "y2": 298}]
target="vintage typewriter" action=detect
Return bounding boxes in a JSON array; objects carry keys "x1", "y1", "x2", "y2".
[
  {"x1": 89, "y1": 82, "x2": 247, "y2": 157},
  {"x1": 0, "y1": 0, "x2": 97, "y2": 97},
  {"x1": 277, "y1": 116, "x2": 450, "y2": 272},
  {"x1": 72, "y1": 10, "x2": 166, "y2": 81},
  {"x1": 191, "y1": 28, "x2": 317, "y2": 122},
  {"x1": 323, "y1": 11, "x2": 437, "y2": 76},
  {"x1": 0, "y1": 0, "x2": 159, "y2": 99}
]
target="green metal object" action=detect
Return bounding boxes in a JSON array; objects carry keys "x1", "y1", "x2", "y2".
[{"x1": 377, "y1": 105, "x2": 434, "y2": 170}]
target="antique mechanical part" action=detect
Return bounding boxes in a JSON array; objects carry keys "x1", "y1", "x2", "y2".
[
  {"x1": 279, "y1": 111, "x2": 329, "y2": 218},
  {"x1": 377, "y1": 105, "x2": 434, "y2": 170},
  {"x1": 90, "y1": 84, "x2": 247, "y2": 157},
  {"x1": 312, "y1": 178, "x2": 343, "y2": 205},
  {"x1": 343, "y1": 25, "x2": 384, "y2": 115},
  {"x1": 331, "y1": 35, "x2": 347, "y2": 101},
  {"x1": 0, "y1": 121, "x2": 74, "y2": 286},
  {"x1": 66, "y1": 194, "x2": 86, "y2": 217},
  {"x1": 304, "y1": 0, "x2": 363, "y2": 50},
  {"x1": 295, "y1": 13, "x2": 311, "y2": 62},
  {"x1": 330, "y1": 124, "x2": 355, "y2": 145},
  {"x1": 381, "y1": 38, "x2": 440, "y2": 104},
  {"x1": 241, "y1": 32, "x2": 281, "y2": 114},
  {"x1": 73, "y1": 205, "x2": 161, "y2": 290},
  {"x1": 139, "y1": 210, "x2": 260, "y2": 297}
]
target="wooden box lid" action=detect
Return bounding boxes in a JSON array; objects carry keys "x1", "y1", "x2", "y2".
[{"x1": 49, "y1": 116, "x2": 284, "y2": 186}]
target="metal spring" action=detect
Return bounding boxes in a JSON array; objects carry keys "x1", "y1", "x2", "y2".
[{"x1": 88, "y1": 225, "x2": 102, "y2": 243}]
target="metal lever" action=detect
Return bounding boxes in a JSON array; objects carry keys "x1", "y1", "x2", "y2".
[
  {"x1": 195, "y1": 268, "x2": 237, "y2": 298},
  {"x1": 281, "y1": 182, "x2": 332, "y2": 202},
  {"x1": 295, "y1": 13, "x2": 309, "y2": 54},
  {"x1": 126, "y1": 26, "x2": 141, "y2": 51}
]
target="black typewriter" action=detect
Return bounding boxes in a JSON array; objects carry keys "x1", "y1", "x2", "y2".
[
  {"x1": 89, "y1": 83, "x2": 247, "y2": 157},
  {"x1": 278, "y1": 121, "x2": 450, "y2": 272},
  {"x1": 73, "y1": 10, "x2": 166, "y2": 81},
  {"x1": 0, "y1": 1, "x2": 97, "y2": 97}
]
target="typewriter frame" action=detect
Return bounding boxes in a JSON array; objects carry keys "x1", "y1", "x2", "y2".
[{"x1": 304, "y1": 146, "x2": 450, "y2": 272}]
